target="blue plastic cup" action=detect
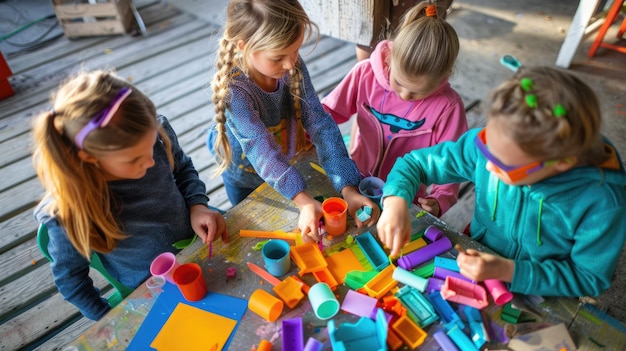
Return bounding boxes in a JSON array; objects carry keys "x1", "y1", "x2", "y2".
[
  {"x1": 262, "y1": 240, "x2": 291, "y2": 277},
  {"x1": 359, "y1": 176, "x2": 384, "y2": 207}
]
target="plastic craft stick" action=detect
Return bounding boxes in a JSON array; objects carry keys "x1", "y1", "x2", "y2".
[
  {"x1": 247, "y1": 262, "x2": 282, "y2": 286},
  {"x1": 397, "y1": 237, "x2": 452, "y2": 271},
  {"x1": 240, "y1": 229, "x2": 299, "y2": 241},
  {"x1": 309, "y1": 162, "x2": 326, "y2": 175}
]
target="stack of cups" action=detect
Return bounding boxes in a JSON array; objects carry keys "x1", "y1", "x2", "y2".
[{"x1": 150, "y1": 252, "x2": 207, "y2": 302}]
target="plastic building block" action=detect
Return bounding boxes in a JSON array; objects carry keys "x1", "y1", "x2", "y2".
[
  {"x1": 440, "y1": 276, "x2": 489, "y2": 310},
  {"x1": 312, "y1": 267, "x2": 339, "y2": 290},
  {"x1": 424, "y1": 225, "x2": 445, "y2": 242},
  {"x1": 326, "y1": 247, "x2": 365, "y2": 284},
  {"x1": 410, "y1": 228, "x2": 426, "y2": 241},
  {"x1": 395, "y1": 286, "x2": 439, "y2": 328},
  {"x1": 392, "y1": 266, "x2": 428, "y2": 292},
  {"x1": 445, "y1": 322, "x2": 479, "y2": 351},
  {"x1": 501, "y1": 302, "x2": 522, "y2": 324},
  {"x1": 433, "y1": 266, "x2": 473, "y2": 283},
  {"x1": 363, "y1": 265, "x2": 398, "y2": 299},
  {"x1": 344, "y1": 270, "x2": 378, "y2": 290},
  {"x1": 328, "y1": 308, "x2": 388, "y2": 351},
  {"x1": 240, "y1": 229, "x2": 299, "y2": 241},
  {"x1": 341, "y1": 289, "x2": 378, "y2": 318},
  {"x1": 427, "y1": 291, "x2": 465, "y2": 330},
  {"x1": 273, "y1": 276, "x2": 305, "y2": 309},
  {"x1": 252, "y1": 339, "x2": 272, "y2": 351},
  {"x1": 426, "y1": 277, "x2": 445, "y2": 293},
  {"x1": 386, "y1": 328, "x2": 404, "y2": 351},
  {"x1": 390, "y1": 314, "x2": 427, "y2": 349},
  {"x1": 356, "y1": 206, "x2": 373, "y2": 222},
  {"x1": 282, "y1": 318, "x2": 304, "y2": 351},
  {"x1": 397, "y1": 237, "x2": 452, "y2": 271},
  {"x1": 433, "y1": 330, "x2": 459, "y2": 351},
  {"x1": 413, "y1": 261, "x2": 435, "y2": 278},
  {"x1": 290, "y1": 242, "x2": 327, "y2": 276},
  {"x1": 463, "y1": 306, "x2": 488, "y2": 349},
  {"x1": 380, "y1": 295, "x2": 406, "y2": 318},
  {"x1": 434, "y1": 256, "x2": 460, "y2": 272},
  {"x1": 355, "y1": 231, "x2": 389, "y2": 271},
  {"x1": 303, "y1": 337, "x2": 323, "y2": 351},
  {"x1": 483, "y1": 279, "x2": 513, "y2": 305},
  {"x1": 402, "y1": 237, "x2": 427, "y2": 254}
]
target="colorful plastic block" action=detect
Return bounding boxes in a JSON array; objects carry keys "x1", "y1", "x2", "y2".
[
  {"x1": 282, "y1": 318, "x2": 304, "y2": 351},
  {"x1": 290, "y1": 242, "x2": 327, "y2": 276},
  {"x1": 341, "y1": 289, "x2": 378, "y2": 318},
  {"x1": 363, "y1": 265, "x2": 397, "y2": 299},
  {"x1": 463, "y1": 306, "x2": 488, "y2": 349},
  {"x1": 440, "y1": 276, "x2": 489, "y2": 310},
  {"x1": 355, "y1": 231, "x2": 389, "y2": 271},
  {"x1": 326, "y1": 246, "x2": 365, "y2": 284},
  {"x1": 445, "y1": 322, "x2": 479, "y2": 351},
  {"x1": 434, "y1": 256, "x2": 460, "y2": 272},
  {"x1": 273, "y1": 276, "x2": 305, "y2": 309},
  {"x1": 312, "y1": 267, "x2": 339, "y2": 290},
  {"x1": 328, "y1": 308, "x2": 388, "y2": 351},
  {"x1": 397, "y1": 237, "x2": 452, "y2": 271},
  {"x1": 390, "y1": 314, "x2": 427, "y2": 349},
  {"x1": 392, "y1": 266, "x2": 428, "y2": 292},
  {"x1": 395, "y1": 286, "x2": 439, "y2": 328},
  {"x1": 427, "y1": 291, "x2": 465, "y2": 330}
]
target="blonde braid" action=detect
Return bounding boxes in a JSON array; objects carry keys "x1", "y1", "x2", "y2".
[
  {"x1": 289, "y1": 59, "x2": 310, "y2": 152},
  {"x1": 211, "y1": 38, "x2": 237, "y2": 176}
]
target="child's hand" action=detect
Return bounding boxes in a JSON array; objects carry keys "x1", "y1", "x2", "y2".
[
  {"x1": 456, "y1": 249, "x2": 515, "y2": 282},
  {"x1": 376, "y1": 196, "x2": 411, "y2": 257},
  {"x1": 292, "y1": 192, "x2": 323, "y2": 243},
  {"x1": 341, "y1": 186, "x2": 380, "y2": 227},
  {"x1": 189, "y1": 204, "x2": 228, "y2": 245},
  {"x1": 417, "y1": 197, "x2": 441, "y2": 217}
]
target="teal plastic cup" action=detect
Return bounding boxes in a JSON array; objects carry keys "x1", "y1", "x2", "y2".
[
  {"x1": 308, "y1": 282, "x2": 339, "y2": 320},
  {"x1": 262, "y1": 239, "x2": 291, "y2": 277}
]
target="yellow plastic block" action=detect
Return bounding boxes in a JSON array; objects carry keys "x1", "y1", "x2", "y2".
[
  {"x1": 402, "y1": 237, "x2": 427, "y2": 254},
  {"x1": 272, "y1": 276, "x2": 305, "y2": 309},
  {"x1": 290, "y1": 242, "x2": 327, "y2": 276},
  {"x1": 363, "y1": 265, "x2": 397, "y2": 299},
  {"x1": 391, "y1": 315, "x2": 427, "y2": 349},
  {"x1": 312, "y1": 267, "x2": 339, "y2": 290},
  {"x1": 326, "y1": 248, "x2": 364, "y2": 284}
]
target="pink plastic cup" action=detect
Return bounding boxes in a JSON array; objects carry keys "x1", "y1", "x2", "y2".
[
  {"x1": 172, "y1": 263, "x2": 207, "y2": 302},
  {"x1": 322, "y1": 197, "x2": 348, "y2": 236},
  {"x1": 150, "y1": 252, "x2": 180, "y2": 284},
  {"x1": 484, "y1": 279, "x2": 513, "y2": 305}
]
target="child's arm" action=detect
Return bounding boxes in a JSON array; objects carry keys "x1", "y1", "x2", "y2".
[
  {"x1": 456, "y1": 248, "x2": 515, "y2": 282},
  {"x1": 321, "y1": 62, "x2": 366, "y2": 124},
  {"x1": 292, "y1": 191, "x2": 323, "y2": 242},
  {"x1": 376, "y1": 195, "x2": 412, "y2": 257},
  {"x1": 45, "y1": 219, "x2": 110, "y2": 320},
  {"x1": 418, "y1": 182, "x2": 460, "y2": 216}
]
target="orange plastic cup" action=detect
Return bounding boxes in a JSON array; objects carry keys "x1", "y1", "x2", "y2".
[
  {"x1": 322, "y1": 197, "x2": 348, "y2": 236},
  {"x1": 172, "y1": 263, "x2": 207, "y2": 302},
  {"x1": 248, "y1": 289, "x2": 284, "y2": 322}
]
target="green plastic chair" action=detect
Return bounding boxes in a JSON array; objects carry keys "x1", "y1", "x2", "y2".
[{"x1": 37, "y1": 223, "x2": 134, "y2": 308}]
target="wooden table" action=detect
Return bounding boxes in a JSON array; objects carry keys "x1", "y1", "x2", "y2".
[{"x1": 64, "y1": 148, "x2": 626, "y2": 351}]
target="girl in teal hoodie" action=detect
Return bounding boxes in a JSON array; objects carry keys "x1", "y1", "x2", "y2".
[{"x1": 377, "y1": 66, "x2": 626, "y2": 297}]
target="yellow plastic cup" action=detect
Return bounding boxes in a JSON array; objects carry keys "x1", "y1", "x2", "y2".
[
  {"x1": 322, "y1": 197, "x2": 348, "y2": 236},
  {"x1": 248, "y1": 289, "x2": 284, "y2": 322}
]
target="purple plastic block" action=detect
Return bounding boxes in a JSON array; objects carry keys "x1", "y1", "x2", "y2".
[
  {"x1": 433, "y1": 266, "x2": 474, "y2": 283},
  {"x1": 426, "y1": 277, "x2": 445, "y2": 293},
  {"x1": 282, "y1": 318, "x2": 304, "y2": 351},
  {"x1": 397, "y1": 237, "x2": 452, "y2": 270},
  {"x1": 424, "y1": 225, "x2": 444, "y2": 242},
  {"x1": 341, "y1": 289, "x2": 378, "y2": 318},
  {"x1": 433, "y1": 330, "x2": 460, "y2": 351},
  {"x1": 303, "y1": 337, "x2": 323, "y2": 351}
]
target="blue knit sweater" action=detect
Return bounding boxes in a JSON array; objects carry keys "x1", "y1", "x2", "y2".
[
  {"x1": 35, "y1": 116, "x2": 209, "y2": 320},
  {"x1": 207, "y1": 58, "x2": 361, "y2": 200}
]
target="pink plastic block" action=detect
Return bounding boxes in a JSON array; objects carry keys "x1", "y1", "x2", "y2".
[{"x1": 440, "y1": 276, "x2": 489, "y2": 310}]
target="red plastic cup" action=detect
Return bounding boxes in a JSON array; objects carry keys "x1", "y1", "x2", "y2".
[
  {"x1": 322, "y1": 197, "x2": 348, "y2": 236},
  {"x1": 172, "y1": 263, "x2": 207, "y2": 302}
]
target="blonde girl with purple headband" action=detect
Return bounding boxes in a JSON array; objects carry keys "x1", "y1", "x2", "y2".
[{"x1": 32, "y1": 70, "x2": 226, "y2": 320}]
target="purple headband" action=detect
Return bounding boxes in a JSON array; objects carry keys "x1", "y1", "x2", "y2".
[{"x1": 74, "y1": 87, "x2": 132, "y2": 149}]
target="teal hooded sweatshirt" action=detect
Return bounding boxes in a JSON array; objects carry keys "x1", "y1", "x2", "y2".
[{"x1": 384, "y1": 128, "x2": 626, "y2": 297}]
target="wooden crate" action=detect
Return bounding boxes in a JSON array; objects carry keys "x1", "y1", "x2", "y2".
[{"x1": 52, "y1": 0, "x2": 135, "y2": 38}]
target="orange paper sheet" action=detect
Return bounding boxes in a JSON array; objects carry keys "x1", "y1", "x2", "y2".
[{"x1": 150, "y1": 303, "x2": 236, "y2": 351}]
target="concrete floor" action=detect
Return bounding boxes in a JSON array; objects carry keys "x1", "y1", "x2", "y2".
[{"x1": 175, "y1": 0, "x2": 626, "y2": 322}]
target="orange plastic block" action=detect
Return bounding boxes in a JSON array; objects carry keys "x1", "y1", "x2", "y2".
[
  {"x1": 363, "y1": 265, "x2": 398, "y2": 299},
  {"x1": 402, "y1": 237, "x2": 427, "y2": 254},
  {"x1": 391, "y1": 315, "x2": 427, "y2": 349},
  {"x1": 326, "y1": 248, "x2": 364, "y2": 284},
  {"x1": 386, "y1": 328, "x2": 404, "y2": 351},
  {"x1": 312, "y1": 267, "x2": 339, "y2": 290},
  {"x1": 272, "y1": 276, "x2": 305, "y2": 309},
  {"x1": 290, "y1": 242, "x2": 327, "y2": 276}
]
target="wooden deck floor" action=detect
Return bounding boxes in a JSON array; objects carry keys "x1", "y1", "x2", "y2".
[{"x1": 0, "y1": 1, "x2": 481, "y2": 350}]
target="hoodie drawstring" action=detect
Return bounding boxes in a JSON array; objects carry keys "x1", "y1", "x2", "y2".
[
  {"x1": 536, "y1": 197, "x2": 544, "y2": 246},
  {"x1": 491, "y1": 179, "x2": 499, "y2": 221}
]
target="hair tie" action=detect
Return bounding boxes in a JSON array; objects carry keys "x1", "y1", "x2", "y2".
[
  {"x1": 520, "y1": 77, "x2": 538, "y2": 108},
  {"x1": 425, "y1": 4, "x2": 437, "y2": 17},
  {"x1": 50, "y1": 109, "x2": 56, "y2": 118},
  {"x1": 552, "y1": 103, "x2": 566, "y2": 118}
]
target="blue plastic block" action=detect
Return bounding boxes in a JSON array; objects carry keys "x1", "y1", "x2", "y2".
[
  {"x1": 395, "y1": 286, "x2": 439, "y2": 328},
  {"x1": 355, "y1": 231, "x2": 389, "y2": 271},
  {"x1": 427, "y1": 291, "x2": 464, "y2": 330},
  {"x1": 328, "y1": 308, "x2": 387, "y2": 351},
  {"x1": 463, "y1": 306, "x2": 488, "y2": 348},
  {"x1": 434, "y1": 256, "x2": 460, "y2": 272},
  {"x1": 445, "y1": 322, "x2": 479, "y2": 351}
]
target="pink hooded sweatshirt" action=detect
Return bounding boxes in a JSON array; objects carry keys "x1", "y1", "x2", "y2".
[{"x1": 322, "y1": 40, "x2": 468, "y2": 215}]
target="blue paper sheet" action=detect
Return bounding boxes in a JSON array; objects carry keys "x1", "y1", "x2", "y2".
[{"x1": 127, "y1": 282, "x2": 248, "y2": 350}]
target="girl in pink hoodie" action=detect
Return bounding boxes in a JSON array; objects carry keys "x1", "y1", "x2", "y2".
[{"x1": 322, "y1": 2, "x2": 467, "y2": 217}]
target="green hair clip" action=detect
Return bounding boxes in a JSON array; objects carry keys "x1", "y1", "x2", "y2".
[
  {"x1": 553, "y1": 103, "x2": 567, "y2": 118},
  {"x1": 520, "y1": 78, "x2": 538, "y2": 108},
  {"x1": 520, "y1": 77, "x2": 534, "y2": 91}
]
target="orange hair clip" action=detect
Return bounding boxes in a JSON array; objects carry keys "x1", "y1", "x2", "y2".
[{"x1": 425, "y1": 4, "x2": 437, "y2": 17}]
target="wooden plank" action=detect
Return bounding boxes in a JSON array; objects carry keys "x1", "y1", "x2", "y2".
[
  {"x1": 0, "y1": 210, "x2": 37, "y2": 254},
  {"x1": 0, "y1": 181, "x2": 43, "y2": 223},
  {"x1": 0, "y1": 237, "x2": 42, "y2": 285},
  {"x1": 32, "y1": 317, "x2": 95, "y2": 351}
]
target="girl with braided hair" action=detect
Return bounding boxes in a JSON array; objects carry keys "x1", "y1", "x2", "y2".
[
  {"x1": 207, "y1": 0, "x2": 379, "y2": 242},
  {"x1": 377, "y1": 66, "x2": 626, "y2": 298}
]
